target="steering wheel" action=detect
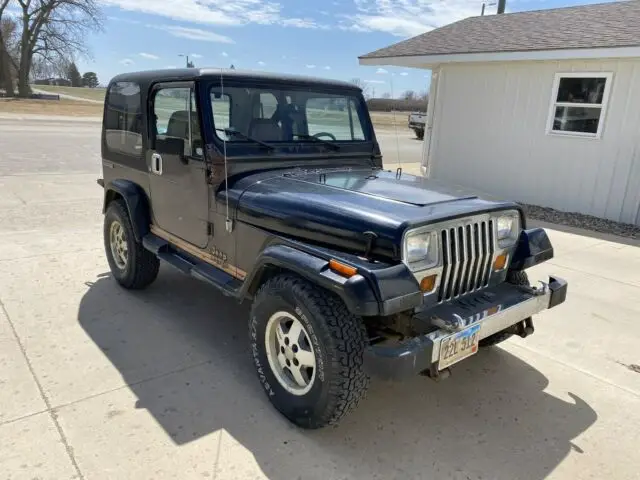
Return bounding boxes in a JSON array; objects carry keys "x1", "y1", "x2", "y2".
[{"x1": 313, "y1": 132, "x2": 337, "y2": 141}]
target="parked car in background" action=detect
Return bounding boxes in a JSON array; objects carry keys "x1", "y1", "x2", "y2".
[{"x1": 408, "y1": 111, "x2": 426, "y2": 139}]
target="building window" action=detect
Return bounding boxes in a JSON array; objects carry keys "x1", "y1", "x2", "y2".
[
  {"x1": 104, "y1": 82, "x2": 143, "y2": 157},
  {"x1": 547, "y1": 72, "x2": 612, "y2": 138}
]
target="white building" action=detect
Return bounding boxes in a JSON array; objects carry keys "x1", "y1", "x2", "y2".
[{"x1": 359, "y1": 0, "x2": 640, "y2": 226}]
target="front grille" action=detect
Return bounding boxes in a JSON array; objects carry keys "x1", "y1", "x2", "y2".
[{"x1": 437, "y1": 219, "x2": 494, "y2": 302}]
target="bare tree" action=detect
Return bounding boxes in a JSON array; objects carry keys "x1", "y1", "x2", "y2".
[
  {"x1": 11, "y1": 0, "x2": 102, "y2": 96},
  {"x1": 0, "y1": 5, "x2": 18, "y2": 95},
  {"x1": 402, "y1": 90, "x2": 416, "y2": 101},
  {"x1": 350, "y1": 77, "x2": 371, "y2": 99}
]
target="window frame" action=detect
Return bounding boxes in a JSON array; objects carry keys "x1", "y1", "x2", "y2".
[{"x1": 545, "y1": 72, "x2": 613, "y2": 139}]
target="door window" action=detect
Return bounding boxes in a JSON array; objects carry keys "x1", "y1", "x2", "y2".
[{"x1": 153, "y1": 87, "x2": 202, "y2": 157}]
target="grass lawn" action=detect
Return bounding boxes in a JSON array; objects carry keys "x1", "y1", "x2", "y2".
[
  {"x1": 1, "y1": 95, "x2": 409, "y2": 130},
  {"x1": 0, "y1": 98, "x2": 103, "y2": 116},
  {"x1": 32, "y1": 85, "x2": 107, "y2": 102}
]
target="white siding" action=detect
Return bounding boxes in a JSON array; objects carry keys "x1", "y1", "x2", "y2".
[{"x1": 428, "y1": 59, "x2": 640, "y2": 225}]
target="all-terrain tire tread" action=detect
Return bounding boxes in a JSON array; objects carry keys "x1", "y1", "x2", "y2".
[{"x1": 253, "y1": 274, "x2": 370, "y2": 428}]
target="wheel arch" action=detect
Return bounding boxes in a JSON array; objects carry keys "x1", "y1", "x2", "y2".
[
  {"x1": 240, "y1": 244, "x2": 381, "y2": 317},
  {"x1": 103, "y1": 179, "x2": 151, "y2": 243}
]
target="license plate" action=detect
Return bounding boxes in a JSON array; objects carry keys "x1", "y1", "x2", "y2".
[{"x1": 438, "y1": 324, "x2": 481, "y2": 370}]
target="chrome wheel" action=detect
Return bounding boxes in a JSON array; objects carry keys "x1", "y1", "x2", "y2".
[
  {"x1": 265, "y1": 311, "x2": 317, "y2": 396},
  {"x1": 109, "y1": 220, "x2": 128, "y2": 270}
]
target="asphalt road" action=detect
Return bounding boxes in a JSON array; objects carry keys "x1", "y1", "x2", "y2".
[{"x1": 1, "y1": 116, "x2": 639, "y2": 480}]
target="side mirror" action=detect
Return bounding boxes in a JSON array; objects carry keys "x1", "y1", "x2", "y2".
[{"x1": 155, "y1": 136, "x2": 185, "y2": 160}]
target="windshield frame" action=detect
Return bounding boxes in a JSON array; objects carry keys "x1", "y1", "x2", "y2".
[{"x1": 198, "y1": 77, "x2": 376, "y2": 158}]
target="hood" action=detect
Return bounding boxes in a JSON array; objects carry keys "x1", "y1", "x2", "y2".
[{"x1": 232, "y1": 167, "x2": 519, "y2": 260}]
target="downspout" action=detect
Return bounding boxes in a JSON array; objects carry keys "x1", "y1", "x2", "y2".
[{"x1": 421, "y1": 67, "x2": 441, "y2": 177}]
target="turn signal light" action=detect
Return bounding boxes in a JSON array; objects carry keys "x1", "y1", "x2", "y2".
[
  {"x1": 420, "y1": 274, "x2": 437, "y2": 293},
  {"x1": 329, "y1": 259, "x2": 358, "y2": 278},
  {"x1": 494, "y1": 253, "x2": 508, "y2": 271}
]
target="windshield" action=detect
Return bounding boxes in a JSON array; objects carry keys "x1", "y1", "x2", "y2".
[{"x1": 209, "y1": 84, "x2": 370, "y2": 144}]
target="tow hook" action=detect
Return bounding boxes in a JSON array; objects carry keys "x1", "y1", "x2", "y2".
[
  {"x1": 515, "y1": 318, "x2": 535, "y2": 338},
  {"x1": 421, "y1": 364, "x2": 452, "y2": 382},
  {"x1": 518, "y1": 280, "x2": 548, "y2": 296}
]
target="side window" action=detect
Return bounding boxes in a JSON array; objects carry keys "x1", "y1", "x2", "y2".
[
  {"x1": 153, "y1": 87, "x2": 202, "y2": 157},
  {"x1": 104, "y1": 82, "x2": 142, "y2": 157},
  {"x1": 211, "y1": 91, "x2": 231, "y2": 140},
  {"x1": 259, "y1": 92, "x2": 278, "y2": 118}
]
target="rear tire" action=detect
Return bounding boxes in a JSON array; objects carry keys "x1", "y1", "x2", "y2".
[
  {"x1": 104, "y1": 199, "x2": 159, "y2": 290},
  {"x1": 416, "y1": 129, "x2": 424, "y2": 140},
  {"x1": 249, "y1": 274, "x2": 369, "y2": 429},
  {"x1": 479, "y1": 270, "x2": 530, "y2": 347}
]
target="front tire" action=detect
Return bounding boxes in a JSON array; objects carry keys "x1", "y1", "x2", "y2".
[
  {"x1": 249, "y1": 274, "x2": 369, "y2": 429},
  {"x1": 103, "y1": 199, "x2": 159, "y2": 290}
]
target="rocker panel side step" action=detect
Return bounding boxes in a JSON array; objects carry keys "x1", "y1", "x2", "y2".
[{"x1": 142, "y1": 232, "x2": 243, "y2": 297}]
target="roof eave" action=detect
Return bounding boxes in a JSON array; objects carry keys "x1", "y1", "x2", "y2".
[{"x1": 359, "y1": 45, "x2": 640, "y2": 68}]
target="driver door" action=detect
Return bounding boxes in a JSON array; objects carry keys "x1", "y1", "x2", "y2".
[{"x1": 147, "y1": 82, "x2": 209, "y2": 248}]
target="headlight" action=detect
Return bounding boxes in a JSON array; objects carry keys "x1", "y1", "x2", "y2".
[
  {"x1": 496, "y1": 214, "x2": 519, "y2": 247},
  {"x1": 404, "y1": 231, "x2": 438, "y2": 270}
]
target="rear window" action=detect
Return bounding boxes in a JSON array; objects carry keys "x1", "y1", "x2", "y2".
[{"x1": 104, "y1": 82, "x2": 143, "y2": 157}]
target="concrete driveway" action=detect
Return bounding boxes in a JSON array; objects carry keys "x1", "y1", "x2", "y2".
[{"x1": 1, "y1": 116, "x2": 639, "y2": 480}]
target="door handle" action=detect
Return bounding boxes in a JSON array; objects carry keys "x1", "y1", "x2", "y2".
[{"x1": 151, "y1": 153, "x2": 163, "y2": 175}]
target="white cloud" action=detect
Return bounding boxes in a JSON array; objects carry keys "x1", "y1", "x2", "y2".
[
  {"x1": 376, "y1": 68, "x2": 388, "y2": 74},
  {"x1": 347, "y1": 0, "x2": 481, "y2": 37},
  {"x1": 400, "y1": 72, "x2": 409, "y2": 76},
  {"x1": 165, "y1": 65, "x2": 178, "y2": 69},
  {"x1": 120, "y1": 58, "x2": 134, "y2": 66},
  {"x1": 324, "y1": 66, "x2": 331, "y2": 70},
  {"x1": 306, "y1": 64, "x2": 316, "y2": 69},
  {"x1": 365, "y1": 79, "x2": 386, "y2": 84},
  {"x1": 191, "y1": 53, "x2": 203, "y2": 58},
  {"x1": 101, "y1": 0, "x2": 324, "y2": 30},
  {"x1": 257, "y1": 61, "x2": 266, "y2": 66},
  {"x1": 163, "y1": 26, "x2": 234, "y2": 43},
  {"x1": 221, "y1": 51, "x2": 229, "y2": 57},
  {"x1": 139, "y1": 52, "x2": 160, "y2": 60}
]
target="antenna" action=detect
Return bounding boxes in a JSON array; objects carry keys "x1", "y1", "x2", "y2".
[
  {"x1": 390, "y1": 73, "x2": 402, "y2": 175},
  {"x1": 221, "y1": 68, "x2": 232, "y2": 233}
]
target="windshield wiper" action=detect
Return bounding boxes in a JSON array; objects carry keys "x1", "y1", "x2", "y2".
[
  {"x1": 293, "y1": 133, "x2": 340, "y2": 151},
  {"x1": 216, "y1": 128, "x2": 276, "y2": 151}
]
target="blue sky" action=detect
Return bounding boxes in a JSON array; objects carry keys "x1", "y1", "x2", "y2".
[{"x1": 74, "y1": 0, "x2": 613, "y2": 96}]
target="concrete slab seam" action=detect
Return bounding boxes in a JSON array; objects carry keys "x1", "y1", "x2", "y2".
[{"x1": 0, "y1": 299, "x2": 85, "y2": 480}]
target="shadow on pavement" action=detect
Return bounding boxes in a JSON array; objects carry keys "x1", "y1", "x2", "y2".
[{"x1": 78, "y1": 266, "x2": 597, "y2": 480}]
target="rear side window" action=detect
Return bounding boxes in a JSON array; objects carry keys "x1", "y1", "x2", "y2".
[{"x1": 104, "y1": 82, "x2": 143, "y2": 157}]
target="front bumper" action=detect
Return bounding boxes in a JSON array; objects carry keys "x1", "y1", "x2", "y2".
[{"x1": 364, "y1": 275, "x2": 567, "y2": 381}]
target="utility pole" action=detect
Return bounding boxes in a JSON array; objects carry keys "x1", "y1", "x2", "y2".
[
  {"x1": 178, "y1": 54, "x2": 191, "y2": 68},
  {"x1": 497, "y1": 0, "x2": 506, "y2": 14},
  {"x1": 481, "y1": 1, "x2": 497, "y2": 15}
]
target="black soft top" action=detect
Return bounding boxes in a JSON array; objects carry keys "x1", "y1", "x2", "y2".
[{"x1": 109, "y1": 68, "x2": 361, "y2": 91}]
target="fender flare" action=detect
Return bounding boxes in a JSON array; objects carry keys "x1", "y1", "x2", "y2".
[
  {"x1": 241, "y1": 244, "x2": 381, "y2": 316},
  {"x1": 511, "y1": 228, "x2": 554, "y2": 270},
  {"x1": 103, "y1": 179, "x2": 151, "y2": 242}
]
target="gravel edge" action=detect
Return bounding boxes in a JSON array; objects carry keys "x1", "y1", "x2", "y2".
[{"x1": 520, "y1": 203, "x2": 639, "y2": 240}]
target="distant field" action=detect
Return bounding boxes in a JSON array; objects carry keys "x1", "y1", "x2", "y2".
[
  {"x1": 0, "y1": 98, "x2": 103, "y2": 116},
  {"x1": 3, "y1": 91, "x2": 410, "y2": 130},
  {"x1": 33, "y1": 85, "x2": 107, "y2": 102}
]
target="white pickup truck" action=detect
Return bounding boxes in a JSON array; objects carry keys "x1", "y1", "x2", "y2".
[{"x1": 408, "y1": 111, "x2": 426, "y2": 139}]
